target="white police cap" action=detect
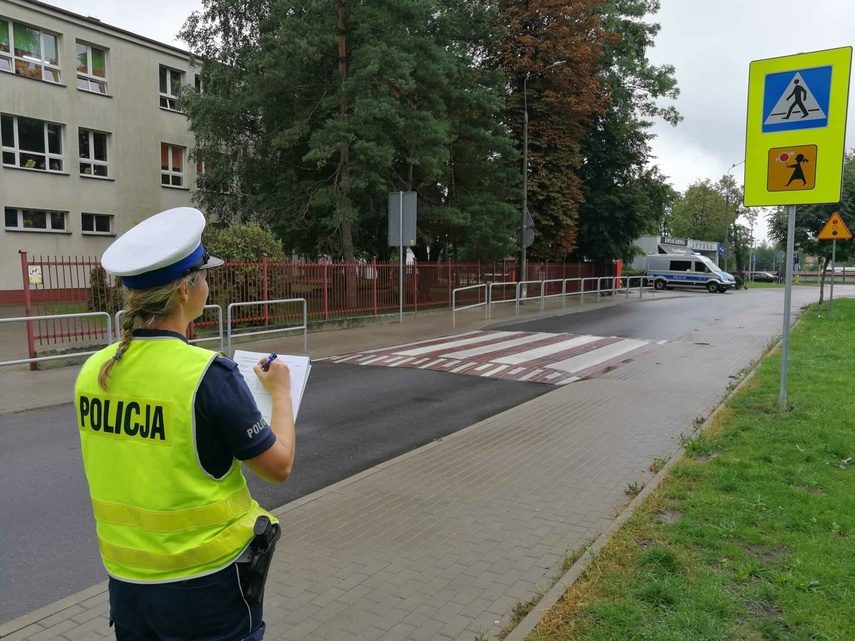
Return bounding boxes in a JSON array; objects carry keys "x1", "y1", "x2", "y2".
[{"x1": 101, "y1": 207, "x2": 224, "y2": 289}]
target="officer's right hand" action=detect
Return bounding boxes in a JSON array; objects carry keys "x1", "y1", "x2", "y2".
[{"x1": 253, "y1": 359, "x2": 292, "y2": 401}]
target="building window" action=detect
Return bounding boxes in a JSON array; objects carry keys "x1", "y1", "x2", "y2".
[
  {"x1": 159, "y1": 66, "x2": 183, "y2": 110},
  {"x1": 161, "y1": 143, "x2": 185, "y2": 187},
  {"x1": 1, "y1": 114, "x2": 63, "y2": 172},
  {"x1": 82, "y1": 212, "x2": 113, "y2": 234},
  {"x1": 79, "y1": 128, "x2": 109, "y2": 177},
  {"x1": 4, "y1": 207, "x2": 67, "y2": 232},
  {"x1": 76, "y1": 42, "x2": 107, "y2": 94},
  {"x1": 0, "y1": 20, "x2": 10, "y2": 72},
  {"x1": 0, "y1": 19, "x2": 61, "y2": 83}
]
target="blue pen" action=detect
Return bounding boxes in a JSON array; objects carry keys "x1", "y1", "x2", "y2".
[{"x1": 261, "y1": 353, "x2": 278, "y2": 371}]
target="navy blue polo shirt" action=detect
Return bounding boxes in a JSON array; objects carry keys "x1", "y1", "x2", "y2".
[{"x1": 132, "y1": 329, "x2": 276, "y2": 479}]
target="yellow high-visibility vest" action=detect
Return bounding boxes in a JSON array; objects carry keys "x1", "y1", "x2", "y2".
[{"x1": 74, "y1": 337, "x2": 273, "y2": 582}]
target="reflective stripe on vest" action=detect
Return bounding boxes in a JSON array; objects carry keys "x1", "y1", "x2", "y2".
[
  {"x1": 98, "y1": 510, "x2": 260, "y2": 572},
  {"x1": 91, "y1": 486, "x2": 253, "y2": 532}
]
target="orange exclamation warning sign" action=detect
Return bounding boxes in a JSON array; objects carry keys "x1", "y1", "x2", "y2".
[{"x1": 767, "y1": 145, "x2": 817, "y2": 192}]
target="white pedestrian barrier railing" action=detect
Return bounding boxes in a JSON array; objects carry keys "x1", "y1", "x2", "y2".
[
  {"x1": 226, "y1": 298, "x2": 308, "y2": 357},
  {"x1": 455, "y1": 273, "x2": 652, "y2": 327},
  {"x1": 0, "y1": 312, "x2": 113, "y2": 368},
  {"x1": 451, "y1": 285, "x2": 488, "y2": 327}
]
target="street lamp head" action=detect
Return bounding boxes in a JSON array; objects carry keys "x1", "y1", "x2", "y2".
[{"x1": 527, "y1": 60, "x2": 567, "y2": 81}]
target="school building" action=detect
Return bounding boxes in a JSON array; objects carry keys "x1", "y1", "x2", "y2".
[{"x1": 0, "y1": 0, "x2": 201, "y2": 303}]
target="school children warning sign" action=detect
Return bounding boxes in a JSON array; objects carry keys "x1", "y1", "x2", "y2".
[{"x1": 817, "y1": 212, "x2": 852, "y2": 240}]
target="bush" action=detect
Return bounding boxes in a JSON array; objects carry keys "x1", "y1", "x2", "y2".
[
  {"x1": 202, "y1": 223, "x2": 286, "y2": 262},
  {"x1": 202, "y1": 223, "x2": 289, "y2": 321},
  {"x1": 87, "y1": 265, "x2": 124, "y2": 315},
  {"x1": 734, "y1": 274, "x2": 745, "y2": 288}
]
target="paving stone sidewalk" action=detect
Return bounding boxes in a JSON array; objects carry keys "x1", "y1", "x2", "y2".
[{"x1": 0, "y1": 288, "x2": 820, "y2": 640}]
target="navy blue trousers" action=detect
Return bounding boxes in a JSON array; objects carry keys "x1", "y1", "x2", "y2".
[{"x1": 108, "y1": 562, "x2": 265, "y2": 641}]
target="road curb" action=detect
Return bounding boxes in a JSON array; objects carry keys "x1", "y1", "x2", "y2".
[{"x1": 0, "y1": 582, "x2": 107, "y2": 639}]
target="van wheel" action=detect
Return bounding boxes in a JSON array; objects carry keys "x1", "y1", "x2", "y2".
[
  {"x1": 706, "y1": 282, "x2": 719, "y2": 293},
  {"x1": 654, "y1": 280, "x2": 666, "y2": 290}
]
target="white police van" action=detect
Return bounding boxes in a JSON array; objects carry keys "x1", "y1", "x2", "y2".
[{"x1": 644, "y1": 254, "x2": 736, "y2": 293}]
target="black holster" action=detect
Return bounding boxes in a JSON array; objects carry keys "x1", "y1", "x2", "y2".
[{"x1": 244, "y1": 515, "x2": 281, "y2": 605}]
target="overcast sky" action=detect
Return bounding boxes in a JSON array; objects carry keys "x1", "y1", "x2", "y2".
[{"x1": 44, "y1": 0, "x2": 855, "y2": 244}]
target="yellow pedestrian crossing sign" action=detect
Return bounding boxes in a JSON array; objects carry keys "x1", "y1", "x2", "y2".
[
  {"x1": 744, "y1": 47, "x2": 852, "y2": 207},
  {"x1": 817, "y1": 212, "x2": 852, "y2": 240}
]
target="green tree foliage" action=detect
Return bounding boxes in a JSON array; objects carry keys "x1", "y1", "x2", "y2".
[
  {"x1": 573, "y1": 0, "x2": 680, "y2": 264},
  {"x1": 180, "y1": 0, "x2": 517, "y2": 264},
  {"x1": 768, "y1": 152, "x2": 855, "y2": 302},
  {"x1": 665, "y1": 175, "x2": 756, "y2": 273},
  {"x1": 668, "y1": 179, "x2": 725, "y2": 242}
]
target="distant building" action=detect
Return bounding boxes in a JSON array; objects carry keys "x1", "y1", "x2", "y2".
[
  {"x1": 630, "y1": 235, "x2": 720, "y2": 270},
  {"x1": 1, "y1": 0, "x2": 202, "y2": 302}
]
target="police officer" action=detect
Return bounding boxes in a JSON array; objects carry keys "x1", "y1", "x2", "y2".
[{"x1": 74, "y1": 207, "x2": 295, "y2": 640}]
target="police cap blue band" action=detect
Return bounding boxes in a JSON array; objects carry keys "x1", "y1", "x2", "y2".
[{"x1": 120, "y1": 244, "x2": 205, "y2": 289}]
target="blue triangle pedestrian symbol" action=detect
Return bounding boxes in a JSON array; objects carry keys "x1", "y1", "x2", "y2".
[{"x1": 762, "y1": 66, "x2": 832, "y2": 133}]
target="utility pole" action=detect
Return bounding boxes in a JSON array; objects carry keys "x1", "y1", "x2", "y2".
[
  {"x1": 521, "y1": 60, "x2": 565, "y2": 290},
  {"x1": 722, "y1": 160, "x2": 745, "y2": 271}
]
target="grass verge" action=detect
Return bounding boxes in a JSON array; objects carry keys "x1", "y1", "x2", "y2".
[{"x1": 525, "y1": 299, "x2": 855, "y2": 640}]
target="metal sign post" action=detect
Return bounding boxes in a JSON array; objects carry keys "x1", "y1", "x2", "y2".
[
  {"x1": 780, "y1": 205, "x2": 796, "y2": 412},
  {"x1": 817, "y1": 211, "x2": 853, "y2": 316},
  {"x1": 388, "y1": 192, "x2": 417, "y2": 324},
  {"x1": 830, "y1": 239, "x2": 836, "y2": 316}
]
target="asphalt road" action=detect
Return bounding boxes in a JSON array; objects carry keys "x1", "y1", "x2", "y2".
[
  {"x1": 0, "y1": 286, "x2": 824, "y2": 623},
  {"x1": 0, "y1": 363, "x2": 552, "y2": 623}
]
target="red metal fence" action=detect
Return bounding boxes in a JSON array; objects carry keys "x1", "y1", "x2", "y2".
[{"x1": 16, "y1": 252, "x2": 614, "y2": 355}]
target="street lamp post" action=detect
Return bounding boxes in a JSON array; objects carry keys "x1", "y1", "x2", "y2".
[
  {"x1": 521, "y1": 61, "x2": 566, "y2": 288},
  {"x1": 722, "y1": 159, "x2": 746, "y2": 270}
]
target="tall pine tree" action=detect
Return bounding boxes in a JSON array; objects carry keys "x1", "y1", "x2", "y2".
[{"x1": 180, "y1": 0, "x2": 517, "y2": 263}]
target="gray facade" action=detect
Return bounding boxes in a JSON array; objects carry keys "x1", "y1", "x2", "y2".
[
  {"x1": 0, "y1": 0, "x2": 199, "y2": 296},
  {"x1": 630, "y1": 235, "x2": 720, "y2": 270}
]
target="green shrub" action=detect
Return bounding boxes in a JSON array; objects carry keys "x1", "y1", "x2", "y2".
[
  {"x1": 734, "y1": 274, "x2": 744, "y2": 288},
  {"x1": 87, "y1": 266, "x2": 124, "y2": 315},
  {"x1": 202, "y1": 223, "x2": 286, "y2": 262},
  {"x1": 202, "y1": 223, "x2": 289, "y2": 320}
]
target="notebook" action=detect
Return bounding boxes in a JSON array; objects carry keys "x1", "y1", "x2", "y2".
[{"x1": 231, "y1": 350, "x2": 312, "y2": 423}]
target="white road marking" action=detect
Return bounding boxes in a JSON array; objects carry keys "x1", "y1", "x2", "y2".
[
  {"x1": 442, "y1": 332, "x2": 556, "y2": 359},
  {"x1": 394, "y1": 332, "x2": 517, "y2": 357},
  {"x1": 493, "y1": 335, "x2": 603, "y2": 365},
  {"x1": 547, "y1": 339, "x2": 648, "y2": 373}
]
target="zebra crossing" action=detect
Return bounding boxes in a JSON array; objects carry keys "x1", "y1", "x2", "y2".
[{"x1": 317, "y1": 330, "x2": 662, "y2": 385}]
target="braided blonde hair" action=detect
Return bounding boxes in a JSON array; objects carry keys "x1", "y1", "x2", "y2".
[{"x1": 98, "y1": 272, "x2": 201, "y2": 390}]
